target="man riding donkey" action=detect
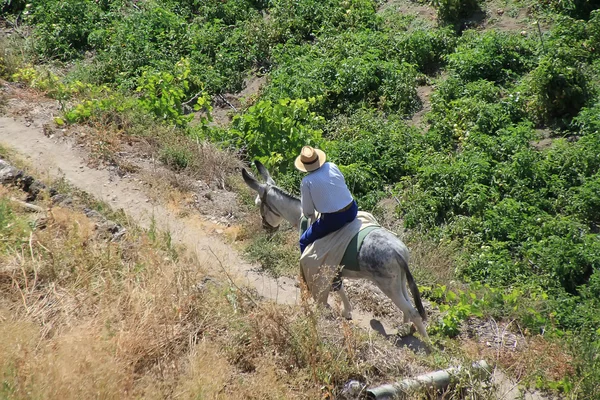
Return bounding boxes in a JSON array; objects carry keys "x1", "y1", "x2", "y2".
[
  {"x1": 241, "y1": 147, "x2": 429, "y2": 340},
  {"x1": 295, "y1": 145, "x2": 358, "y2": 292}
]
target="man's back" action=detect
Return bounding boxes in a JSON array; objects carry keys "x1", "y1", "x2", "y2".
[{"x1": 301, "y1": 162, "x2": 354, "y2": 215}]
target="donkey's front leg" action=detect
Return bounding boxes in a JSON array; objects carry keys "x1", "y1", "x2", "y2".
[{"x1": 337, "y1": 283, "x2": 353, "y2": 320}]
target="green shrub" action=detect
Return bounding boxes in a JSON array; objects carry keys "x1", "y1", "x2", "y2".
[
  {"x1": 537, "y1": 0, "x2": 600, "y2": 19},
  {"x1": 190, "y1": 0, "x2": 264, "y2": 24},
  {"x1": 565, "y1": 173, "x2": 600, "y2": 225},
  {"x1": 326, "y1": 111, "x2": 422, "y2": 207},
  {"x1": 430, "y1": 0, "x2": 481, "y2": 25},
  {"x1": 136, "y1": 59, "x2": 211, "y2": 127},
  {"x1": 222, "y1": 97, "x2": 325, "y2": 173},
  {"x1": 572, "y1": 100, "x2": 600, "y2": 135},
  {"x1": 89, "y1": 5, "x2": 190, "y2": 89},
  {"x1": 447, "y1": 30, "x2": 538, "y2": 83},
  {"x1": 265, "y1": 31, "x2": 421, "y2": 116},
  {"x1": 268, "y1": 0, "x2": 378, "y2": 43},
  {"x1": 25, "y1": 0, "x2": 109, "y2": 60},
  {"x1": 159, "y1": 146, "x2": 192, "y2": 171},
  {"x1": 525, "y1": 49, "x2": 591, "y2": 124},
  {"x1": 188, "y1": 17, "x2": 273, "y2": 93},
  {"x1": 426, "y1": 78, "x2": 526, "y2": 148},
  {"x1": 1, "y1": 0, "x2": 26, "y2": 14}
]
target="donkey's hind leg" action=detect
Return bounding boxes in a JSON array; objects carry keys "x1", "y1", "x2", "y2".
[{"x1": 375, "y1": 275, "x2": 429, "y2": 340}]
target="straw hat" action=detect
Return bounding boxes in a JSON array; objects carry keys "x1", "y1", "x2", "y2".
[{"x1": 294, "y1": 146, "x2": 326, "y2": 172}]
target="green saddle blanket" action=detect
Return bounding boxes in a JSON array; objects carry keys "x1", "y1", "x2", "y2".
[{"x1": 299, "y1": 216, "x2": 380, "y2": 272}]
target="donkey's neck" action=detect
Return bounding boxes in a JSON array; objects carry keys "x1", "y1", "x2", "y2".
[{"x1": 270, "y1": 187, "x2": 302, "y2": 226}]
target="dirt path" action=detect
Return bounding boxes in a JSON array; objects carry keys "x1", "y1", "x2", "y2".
[{"x1": 0, "y1": 115, "x2": 410, "y2": 338}]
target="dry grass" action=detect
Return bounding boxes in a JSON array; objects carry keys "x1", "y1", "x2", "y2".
[
  {"x1": 461, "y1": 334, "x2": 575, "y2": 389},
  {"x1": 0, "y1": 186, "x2": 439, "y2": 399}
]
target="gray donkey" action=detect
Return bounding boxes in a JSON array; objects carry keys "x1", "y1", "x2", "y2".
[{"x1": 242, "y1": 161, "x2": 429, "y2": 340}]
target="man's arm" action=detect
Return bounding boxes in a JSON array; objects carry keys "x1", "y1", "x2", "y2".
[{"x1": 300, "y1": 180, "x2": 316, "y2": 223}]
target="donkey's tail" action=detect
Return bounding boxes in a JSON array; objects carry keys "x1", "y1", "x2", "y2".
[{"x1": 405, "y1": 266, "x2": 427, "y2": 321}]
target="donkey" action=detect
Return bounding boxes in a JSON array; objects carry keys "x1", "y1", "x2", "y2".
[{"x1": 241, "y1": 161, "x2": 429, "y2": 340}]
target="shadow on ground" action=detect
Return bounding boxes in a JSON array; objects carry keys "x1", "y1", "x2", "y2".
[{"x1": 370, "y1": 319, "x2": 430, "y2": 354}]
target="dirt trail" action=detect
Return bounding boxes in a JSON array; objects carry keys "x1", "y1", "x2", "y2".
[{"x1": 0, "y1": 115, "x2": 406, "y2": 337}]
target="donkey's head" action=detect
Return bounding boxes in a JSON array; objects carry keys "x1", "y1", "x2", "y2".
[{"x1": 241, "y1": 161, "x2": 283, "y2": 232}]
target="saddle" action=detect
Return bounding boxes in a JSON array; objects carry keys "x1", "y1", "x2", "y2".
[{"x1": 299, "y1": 212, "x2": 380, "y2": 290}]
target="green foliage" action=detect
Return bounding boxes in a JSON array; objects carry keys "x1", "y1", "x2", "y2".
[
  {"x1": 89, "y1": 4, "x2": 191, "y2": 89},
  {"x1": 326, "y1": 111, "x2": 422, "y2": 208},
  {"x1": 244, "y1": 230, "x2": 298, "y2": 277},
  {"x1": 430, "y1": 0, "x2": 482, "y2": 25},
  {"x1": 525, "y1": 49, "x2": 592, "y2": 124},
  {"x1": 1, "y1": 0, "x2": 26, "y2": 14},
  {"x1": 265, "y1": 31, "x2": 422, "y2": 116},
  {"x1": 159, "y1": 146, "x2": 192, "y2": 171},
  {"x1": 425, "y1": 284, "x2": 484, "y2": 337},
  {"x1": 447, "y1": 30, "x2": 538, "y2": 83},
  {"x1": 573, "y1": 100, "x2": 600, "y2": 135},
  {"x1": 425, "y1": 78, "x2": 526, "y2": 148},
  {"x1": 188, "y1": 17, "x2": 273, "y2": 93},
  {"x1": 25, "y1": 0, "x2": 110, "y2": 60},
  {"x1": 268, "y1": 0, "x2": 379, "y2": 43},
  {"x1": 222, "y1": 97, "x2": 325, "y2": 173},
  {"x1": 136, "y1": 59, "x2": 204, "y2": 127},
  {"x1": 537, "y1": 0, "x2": 600, "y2": 19}
]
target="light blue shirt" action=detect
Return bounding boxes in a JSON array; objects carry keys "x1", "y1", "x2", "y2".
[{"x1": 300, "y1": 162, "x2": 354, "y2": 219}]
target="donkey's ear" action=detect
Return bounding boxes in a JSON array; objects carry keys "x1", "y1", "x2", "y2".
[
  {"x1": 242, "y1": 168, "x2": 265, "y2": 194},
  {"x1": 255, "y1": 160, "x2": 275, "y2": 185}
]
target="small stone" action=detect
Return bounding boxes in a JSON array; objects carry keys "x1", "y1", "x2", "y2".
[
  {"x1": 216, "y1": 229, "x2": 224, "y2": 234},
  {"x1": 497, "y1": 8, "x2": 504, "y2": 15}
]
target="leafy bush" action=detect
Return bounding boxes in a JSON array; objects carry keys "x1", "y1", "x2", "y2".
[
  {"x1": 159, "y1": 146, "x2": 192, "y2": 171},
  {"x1": 572, "y1": 100, "x2": 600, "y2": 135},
  {"x1": 430, "y1": 0, "x2": 482, "y2": 25},
  {"x1": 265, "y1": 31, "x2": 421, "y2": 116},
  {"x1": 426, "y1": 78, "x2": 526, "y2": 148},
  {"x1": 1, "y1": 0, "x2": 26, "y2": 14},
  {"x1": 89, "y1": 5, "x2": 190, "y2": 89},
  {"x1": 447, "y1": 30, "x2": 538, "y2": 83},
  {"x1": 268, "y1": 0, "x2": 378, "y2": 43},
  {"x1": 136, "y1": 59, "x2": 211, "y2": 127},
  {"x1": 222, "y1": 97, "x2": 325, "y2": 172},
  {"x1": 537, "y1": 0, "x2": 600, "y2": 19},
  {"x1": 326, "y1": 111, "x2": 423, "y2": 208},
  {"x1": 25, "y1": 0, "x2": 109, "y2": 60},
  {"x1": 188, "y1": 17, "x2": 273, "y2": 93},
  {"x1": 525, "y1": 49, "x2": 592, "y2": 124}
]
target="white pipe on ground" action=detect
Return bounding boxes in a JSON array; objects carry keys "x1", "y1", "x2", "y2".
[{"x1": 367, "y1": 360, "x2": 491, "y2": 399}]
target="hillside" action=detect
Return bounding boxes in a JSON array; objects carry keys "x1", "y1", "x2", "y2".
[{"x1": 1, "y1": 0, "x2": 599, "y2": 398}]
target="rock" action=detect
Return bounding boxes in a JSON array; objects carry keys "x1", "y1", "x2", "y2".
[
  {"x1": 83, "y1": 208, "x2": 103, "y2": 219},
  {"x1": 51, "y1": 193, "x2": 73, "y2": 206},
  {"x1": 340, "y1": 380, "x2": 365, "y2": 399},
  {"x1": 26, "y1": 180, "x2": 46, "y2": 201},
  {"x1": 0, "y1": 159, "x2": 21, "y2": 184},
  {"x1": 97, "y1": 220, "x2": 119, "y2": 234}
]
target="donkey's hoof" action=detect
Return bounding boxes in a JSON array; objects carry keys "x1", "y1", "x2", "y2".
[
  {"x1": 342, "y1": 312, "x2": 353, "y2": 320},
  {"x1": 409, "y1": 324, "x2": 417, "y2": 335}
]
